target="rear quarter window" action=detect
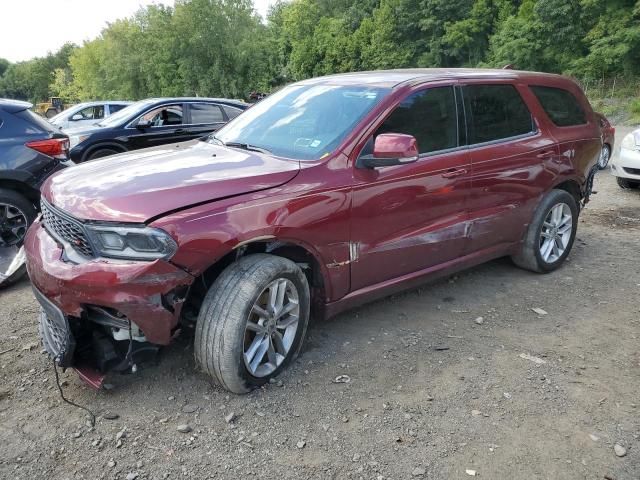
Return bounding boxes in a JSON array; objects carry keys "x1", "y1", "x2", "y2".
[
  {"x1": 530, "y1": 86, "x2": 587, "y2": 127},
  {"x1": 223, "y1": 106, "x2": 244, "y2": 120},
  {"x1": 463, "y1": 84, "x2": 535, "y2": 144},
  {"x1": 15, "y1": 109, "x2": 57, "y2": 134}
]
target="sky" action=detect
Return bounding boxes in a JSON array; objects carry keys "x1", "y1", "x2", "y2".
[{"x1": 0, "y1": 0, "x2": 276, "y2": 63}]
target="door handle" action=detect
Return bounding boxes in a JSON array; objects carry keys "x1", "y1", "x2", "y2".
[
  {"x1": 536, "y1": 150, "x2": 555, "y2": 159},
  {"x1": 174, "y1": 128, "x2": 187, "y2": 134},
  {"x1": 442, "y1": 168, "x2": 467, "y2": 178}
]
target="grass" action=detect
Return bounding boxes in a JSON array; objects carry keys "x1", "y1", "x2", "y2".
[{"x1": 581, "y1": 77, "x2": 640, "y2": 125}]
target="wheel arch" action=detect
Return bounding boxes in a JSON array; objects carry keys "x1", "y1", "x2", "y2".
[
  {"x1": 82, "y1": 142, "x2": 127, "y2": 161},
  {"x1": 181, "y1": 237, "x2": 329, "y2": 325},
  {"x1": 552, "y1": 178, "x2": 582, "y2": 206},
  {"x1": 0, "y1": 178, "x2": 40, "y2": 205}
]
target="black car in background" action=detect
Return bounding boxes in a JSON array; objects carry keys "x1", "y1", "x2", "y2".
[
  {"x1": 0, "y1": 99, "x2": 71, "y2": 287},
  {"x1": 66, "y1": 97, "x2": 249, "y2": 162}
]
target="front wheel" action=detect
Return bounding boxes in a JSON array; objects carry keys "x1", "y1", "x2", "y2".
[
  {"x1": 87, "y1": 148, "x2": 121, "y2": 160},
  {"x1": 617, "y1": 177, "x2": 640, "y2": 189},
  {"x1": 194, "y1": 254, "x2": 310, "y2": 394},
  {"x1": 512, "y1": 189, "x2": 578, "y2": 273}
]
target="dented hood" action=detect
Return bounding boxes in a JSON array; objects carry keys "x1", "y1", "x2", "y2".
[{"x1": 43, "y1": 141, "x2": 300, "y2": 223}]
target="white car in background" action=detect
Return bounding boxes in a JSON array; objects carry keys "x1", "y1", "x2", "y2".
[
  {"x1": 611, "y1": 129, "x2": 640, "y2": 189},
  {"x1": 49, "y1": 101, "x2": 131, "y2": 130}
]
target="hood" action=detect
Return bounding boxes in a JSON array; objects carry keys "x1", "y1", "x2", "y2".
[{"x1": 43, "y1": 141, "x2": 300, "y2": 223}]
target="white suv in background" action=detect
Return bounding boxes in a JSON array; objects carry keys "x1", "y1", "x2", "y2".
[
  {"x1": 611, "y1": 129, "x2": 640, "y2": 189},
  {"x1": 49, "y1": 101, "x2": 132, "y2": 130}
]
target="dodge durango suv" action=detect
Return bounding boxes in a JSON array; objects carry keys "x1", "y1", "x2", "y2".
[{"x1": 25, "y1": 69, "x2": 602, "y2": 393}]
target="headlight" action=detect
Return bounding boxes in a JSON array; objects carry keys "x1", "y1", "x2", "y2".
[
  {"x1": 69, "y1": 134, "x2": 90, "y2": 149},
  {"x1": 621, "y1": 133, "x2": 639, "y2": 151},
  {"x1": 84, "y1": 224, "x2": 177, "y2": 260}
]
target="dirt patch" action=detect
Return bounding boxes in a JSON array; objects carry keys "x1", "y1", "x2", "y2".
[{"x1": 1, "y1": 165, "x2": 639, "y2": 479}]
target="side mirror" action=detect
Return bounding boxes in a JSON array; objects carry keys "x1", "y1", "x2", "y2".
[
  {"x1": 71, "y1": 113, "x2": 83, "y2": 121},
  {"x1": 357, "y1": 133, "x2": 419, "y2": 169},
  {"x1": 136, "y1": 119, "x2": 152, "y2": 129}
]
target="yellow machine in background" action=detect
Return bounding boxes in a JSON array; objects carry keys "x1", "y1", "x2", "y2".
[{"x1": 34, "y1": 97, "x2": 68, "y2": 118}]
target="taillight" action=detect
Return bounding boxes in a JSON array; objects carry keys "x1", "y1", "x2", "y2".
[{"x1": 25, "y1": 138, "x2": 69, "y2": 160}]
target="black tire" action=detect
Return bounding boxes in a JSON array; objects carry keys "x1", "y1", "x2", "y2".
[
  {"x1": 87, "y1": 148, "x2": 121, "y2": 160},
  {"x1": 597, "y1": 144, "x2": 611, "y2": 170},
  {"x1": 512, "y1": 189, "x2": 579, "y2": 273},
  {"x1": 616, "y1": 177, "x2": 639, "y2": 189},
  {"x1": 194, "y1": 254, "x2": 310, "y2": 394},
  {"x1": 0, "y1": 189, "x2": 37, "y2": 288}
]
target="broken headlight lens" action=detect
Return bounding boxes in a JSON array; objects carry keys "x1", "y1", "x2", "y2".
[{"x1": 85, "y1": 225, "x2": 177, "y2": 261}]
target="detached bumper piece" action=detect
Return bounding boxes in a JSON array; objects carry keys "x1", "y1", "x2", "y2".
[
  {"x1": 34, "y1": 287, "x2": 161, "y2": 388},
  {"x1": 35, "y1": 287, "x2": 75, "y2": 368}
]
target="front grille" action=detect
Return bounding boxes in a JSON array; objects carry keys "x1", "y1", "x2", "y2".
[
  {"x1": 41, "y1": 199, "x2": 94, "y2": 258},
  {"x1": 623, "y1": 167, "x2": 640, "y2": 176}
]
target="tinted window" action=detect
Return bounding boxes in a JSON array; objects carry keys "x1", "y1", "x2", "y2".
[
  {"x1": 15, "y1": 109, "x2": 56, "y2": 134},
  {"x1": 531, "y1": 86, "x2": 587, "y2": 126},
  {"x1": 223, "y1": 106, "x2": 244, "y2": 120},
  {"x1": 190, "y1": 103, "x2": 224, "y2": 124},
  {"x1": 140, "y1": 105, "x2": 183, "y2": 126},
  {"x1": 463, "y1": 84, "x2": 535, "y2": 144},
  {"x1": 109, "y1": 104, "x2": 127, "y2": 114},
  {"x1": 376, "y1": 86, "x2": 458, "y2": 154}
]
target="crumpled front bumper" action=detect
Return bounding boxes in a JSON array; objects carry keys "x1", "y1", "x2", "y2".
[{"x1": 25, "y1": 219, "x2": 194, "y2": 346}]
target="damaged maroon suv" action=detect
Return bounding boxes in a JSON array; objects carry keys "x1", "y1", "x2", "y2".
[{"x1": 25, "y1": 69, "x2": 602, "y2": 393}]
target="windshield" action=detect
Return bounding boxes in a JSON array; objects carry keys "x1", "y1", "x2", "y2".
[
  {"x1": 97, "y1": 99, "x2": 155, "y2": 127},
  {"x1": 212, "y1": 84, "x2": 390, "y2": 160}
]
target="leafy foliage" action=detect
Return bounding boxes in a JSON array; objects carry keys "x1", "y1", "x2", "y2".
[{"x1": 0, "y1": 0, "x2": 638, "y2": 103}]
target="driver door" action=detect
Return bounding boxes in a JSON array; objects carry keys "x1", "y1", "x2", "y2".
[
  {"x1": 128, "y1": 103, "x2": 189, "y2": 149},
  {"x1": 350, "y1": 84, "x2": 471, "y2": 291}
]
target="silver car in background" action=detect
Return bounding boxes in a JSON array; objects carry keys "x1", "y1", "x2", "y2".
[
  {"x1": 611, "y1": 129, "x2": 640, "y2": 189},
  {"x1": 49, "y1": 101, "x2": 131, "y2": 130}
]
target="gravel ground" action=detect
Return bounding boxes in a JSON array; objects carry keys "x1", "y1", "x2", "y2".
[{"x1": 1, "y1": 129, "x2": 639, "y2": 480}]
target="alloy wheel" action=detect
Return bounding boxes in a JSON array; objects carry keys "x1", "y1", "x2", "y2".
[
  {"x1": 539, "y1": 203, "x2": 572, "y2": 263},
  {"x1": 243, "y1": 278, "x2": 300, "y2": 378},
  {"x1": 0, "y1": 203, "x2": 29, "y2": 248}
]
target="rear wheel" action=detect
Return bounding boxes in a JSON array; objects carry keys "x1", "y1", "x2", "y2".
[
  {"x1": 512, "y1": 189, "x2": 578, "y2": 273},
  {"x1": 0, "y1": 189, "x2": 37, "y2": 288},
  {"x1": 194, "y1": 254, "x2": 310, "y2": 394},
  {"x1": 597, "y1": 144, "x2": 611, "y2": 169},
  {"x1": 616, "y1": 177, "x2": 640, "y2": 189}
]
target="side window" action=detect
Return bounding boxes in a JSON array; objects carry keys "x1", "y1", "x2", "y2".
[
  {"x1": 190, "y1": 103, "x2": 224, "y2": 124},
  {"x1": 93, "y1": 105, "x2": 105, "y2": 119},
  {"x1": 140, "y1": 105, "x2": 183, "y2": 127},
  {"x1": 463, "y1": 84, "x2": 535, "y2": 144},
  {"x1": 375, "y1": 86, "x2": 458, "y2": 154},
  {"x1": 109, "y1": 104, "x2": 127, "y2": 114},
  {"x1": 75, "y1": 105, "x2": 103, "y2": 120},
  {"x1": 530, "y1": 86, "x2": 587, "y2": 127},
  {"x1": 223, "y1": 106, "x2": 244, "y2": 120}
]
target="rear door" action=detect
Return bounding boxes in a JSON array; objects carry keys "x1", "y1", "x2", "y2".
[
  {"x1": 184, "y1": 103, "x2": 228, "y2": 140},
  {"x1": 461, "y1": 82, "x2": 557, "y2": 253},
  {"x1": 351, "y1": 83, "x2": 471, "y2": 290},
  {"x1": 529, "y1": 85, "x2": 601, "y2": 176}
]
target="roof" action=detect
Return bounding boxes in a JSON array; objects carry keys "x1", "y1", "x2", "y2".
[
  {"x1": 143, "y1": 97, "x2": 249, "y2": 108},
  {"x1": 297, "y1": 68, "x2": 567, "y2": 88},
  {"x1": 0, "y1": 98, "x2": 32, "y2": 113}
]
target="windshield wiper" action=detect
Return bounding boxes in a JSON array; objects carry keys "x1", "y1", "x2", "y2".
[{"x1": 212, "y1": 137, "x2": 271, "y2": 154}]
